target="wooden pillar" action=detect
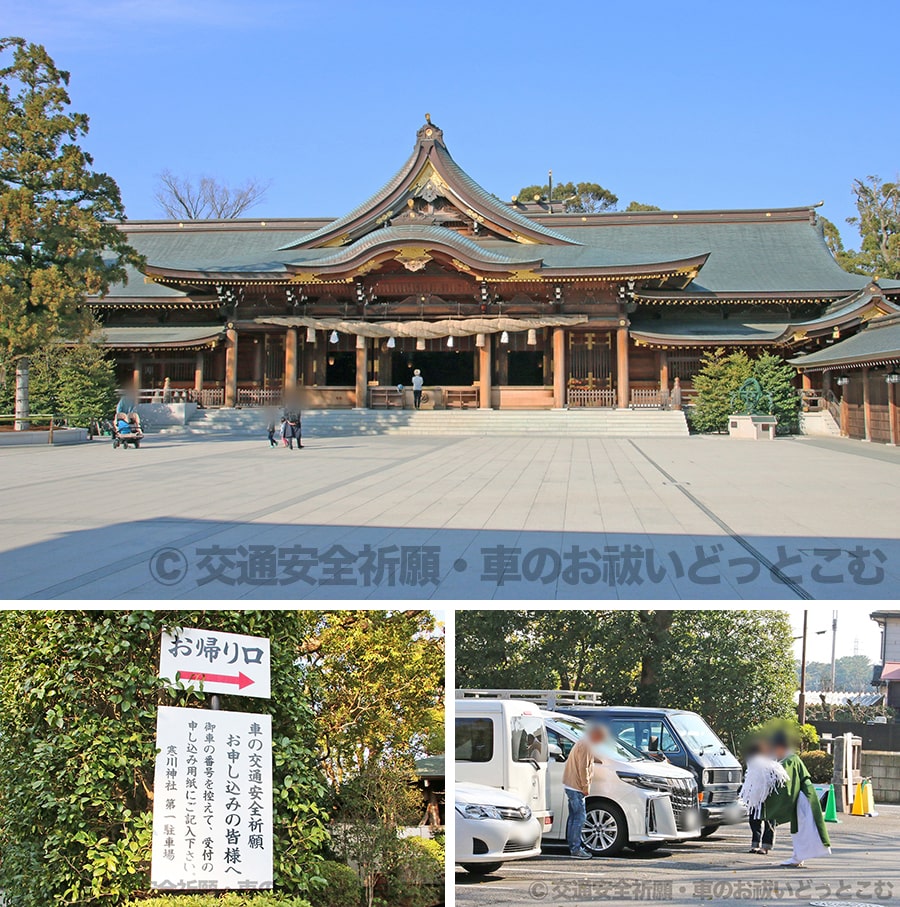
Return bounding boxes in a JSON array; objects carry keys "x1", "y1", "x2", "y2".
[
  {"x1": 542, "y1": 329, "x2": 552, "y2": 386},
  {"x1": 284, "y1": 328, "x2": 298, "y2": 391},
  {"x1": 801, "y1": 372, "x2": 812, "y2": 391},
  {"x1": 194, "y1": 351, "x2": 204, "y2": 393},
  {"x1": 552, "y1": 327, "x2": 566, "y2": 408},
  {"x1": 862, "y1": 367, "x2": 871, "y2": 441},
  {"x1": 888, "y1": 379, "x2": 898, "y2": 447},
  {"x1": 354, "y1": 335, "x2": 368, "y2": 409},
  {"x1": 314, "y1": 341, "x2": 327, "y2": 386},
  {"x1": 822, "y1": 370, "x2": 832, "y2": 395},
  {"x1": 659, "y1": 349, "x2": 669, "y2": 401},
  {"x1": 478, "y1": 337, "x2": 492, "y2": 409},
  {"x1": 224, "y1": 326, "x2": 238, "y2": 407},
  {"x1": 302, "y1": 334, "x2": 316, "y2": 386},
  {"x1": 132, "y1": 355, "x2": 142, "y2": 394},
  {"x1": 616, "y1": 324, "x2": 630, "y2": 409},
  {"x1": 497, "y1": 338, "x2": 509, "y2": 386},
  {"x1": 252, "y1": 336, "x2": 264, "y2": 384},
  {"x1": 840, "y1": 384, "x2": 849, "y2": 436}
]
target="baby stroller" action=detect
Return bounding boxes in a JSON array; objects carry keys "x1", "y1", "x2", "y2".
[{"x1": 112, "y1": 413, "x2": 143, "y2": 449}]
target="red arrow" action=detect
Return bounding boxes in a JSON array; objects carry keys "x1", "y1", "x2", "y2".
[{"x1": 178, "y1": 670, "x2": 254, "y2": 690}]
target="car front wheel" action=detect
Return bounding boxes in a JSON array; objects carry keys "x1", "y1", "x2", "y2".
[
  {"x1": 460, "y1": 862, "x2": 503, "y2": 875},
  {"x1": 582, "y1": 800, "x2": 628, "y2": 857},
  {"x1": 700, "y1": 825, "x2": 721, "y2": 838}
]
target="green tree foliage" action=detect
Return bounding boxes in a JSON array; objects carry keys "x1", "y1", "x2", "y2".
[
  {"x1": 456, "y1": 610, "x2": 797, "y2": 743},
  {"x1": 0, "y1": 342, "x2": 117, "y2": 422},
  {"x1": 796, "y1": 655, "x2": 874, "y2": 692},
  {"x1": 845, "y1": 175, "x2": 900, "y2": 279},
  {"x1": 0, "y1": 611, "x2": 333, "y2": 907},
  {"x1": 517, "y1": 181, "x2": 618, "y2": 213},
  {"x1": 689, "y1": 349, "x2": 799, "y2": 433},
  {"x1": 689, "y1": 348, "x2": 752, "y2": 433},
  {"x1": 298, "y1": 610, "x2": 444, "y2": 786},
  {"x1": 0, "y1": 38, "x2": 140, "y2": 416},
  {"x1": 624, "y1": 201, "x2": 662, "y2": 212}
]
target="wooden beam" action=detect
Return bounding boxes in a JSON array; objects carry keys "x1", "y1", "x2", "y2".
[
  {"x1": 479, "y1": 338, "x2": 492, "y2": 410},
  {"x1": 355, "y1": 335, "x2": 368, "y2": 409},
  {"x1": 862, "y1": 367, "x2": 871, "y2": 441},
  {"x1": 224, "y1": 327, "x2": 238, "y2": 407},
  {"x1": 284, "y1": 327, "x2": 298, "y2": 390},
  {"x1": 617, "y1": 325, "x2": 630, "y2": 409}
]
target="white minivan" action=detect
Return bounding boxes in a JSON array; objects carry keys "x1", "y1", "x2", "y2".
[
  {"x1": 455, "y1": 699, "x2": 553, "y2": 831},
  {"x1": 542, "y1": 711, "x2": 701, "y2": 856}
]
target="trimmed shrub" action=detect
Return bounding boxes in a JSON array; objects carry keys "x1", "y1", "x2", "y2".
[
  {"x1": 381, "y1": 836, "x2": 444, "y2": 907},
  {"x1": 124, "y1": 895, "x2": 311, "y2": 907},
  {"x1": 312, "y1": 860, "x2": 363, "y2": 907},
  {"x1": 801, "y1": 749, "x2": 834, "y2": 784}
]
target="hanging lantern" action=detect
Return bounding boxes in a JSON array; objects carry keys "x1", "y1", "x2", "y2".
[
  {"x1": 500, "y1": 331, "x2": 509, "y2": 344},
  {"x1": 475, "y1": 333, "x2": 485, "y2": 348},
  {"x1": 527, "y1": 328, "x2": 537, "y2": 345},
  {"x1": 306, "y1": 327, "x2": 316, "y2": 343},
  {"x1": 416, "y1": 338, "x2": 426, "y2": 351},
  {"x1": 447, "y1": 335, "x2": 454, "y2": 348},
  {"x1": 387, "y1": 336, "x2": 396, "y2": 349},
  {"x1": 329, "y1": 330, "x2": 339, "y2": 344}
]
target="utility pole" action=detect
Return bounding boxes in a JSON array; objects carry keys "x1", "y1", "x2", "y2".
[
  {"x1": 830, "y1": 610, "x2": 838, "y2": 691},
  {"x1": 798, "y1": 609, "x2": 808, "y2": 724}
]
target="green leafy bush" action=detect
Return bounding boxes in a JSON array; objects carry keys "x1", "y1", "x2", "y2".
[
  {"x1": 124, "y1": 894, "x2": 311, "y2": 907},
  {"x1": 0, "y1": 612, "x2": 329, "y2": 907},
  {"x1": 742, "y1": 717, "x2": 820, "y2": 755},
  {"x1": 801, "y1": 749, "x2": 834, "y2": 784},
  {"x1": 380, "y1": 837, "x2": 444, "y2": 907},
  {"x1": 689, "y1": 348, "x2": 800, "y2": 434},
  {"x1": 0, "y1": 343, "x2": 117, "y2": 424},
  {"x1": 311, "y1": 860, "x2": 363, "y2": 907}
]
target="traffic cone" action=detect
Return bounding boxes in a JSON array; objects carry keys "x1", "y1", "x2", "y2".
[
  {"x1": 851, "y1": 778, "x2": 878, "y2": 817},
  {"x1": 823, "y1": 783, "x2": 840, "y2": 823}
]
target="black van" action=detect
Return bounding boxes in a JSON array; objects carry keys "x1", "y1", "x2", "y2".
[{"x1": 559, "y1": 706, "x2": 745, "y2": 836}]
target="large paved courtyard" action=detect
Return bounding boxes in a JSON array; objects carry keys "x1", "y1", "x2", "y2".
[{"x1": 0, "y1": 432, "x2": 898, "y2": 599}]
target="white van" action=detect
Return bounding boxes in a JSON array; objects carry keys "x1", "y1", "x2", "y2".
[
  {"x1": 542, "y1": 710, "x2": 701, "y2": 856},
  {"x1": 455, "y1": 699, "x2": 553, "y2": 831}
]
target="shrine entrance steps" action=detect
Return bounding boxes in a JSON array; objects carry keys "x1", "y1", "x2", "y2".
[
  {"x1": 799, "y1": 410, "x2": 842, "y2": 438},
  {"x1": 158, "y1": 407, "x2": 690, "y2": 439}
]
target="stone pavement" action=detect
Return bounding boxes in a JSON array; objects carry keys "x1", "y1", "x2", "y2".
[
  {"x1": 0, "y1": 432, "x2": 897, "y2": 599},
  {"x1": 456, "y1": 806, "x2": 900, "y2": 907}
]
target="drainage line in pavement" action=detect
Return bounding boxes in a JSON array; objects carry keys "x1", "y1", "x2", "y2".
[{"x1": 628, "y1": 440, "x2": 813, "y2": 601}]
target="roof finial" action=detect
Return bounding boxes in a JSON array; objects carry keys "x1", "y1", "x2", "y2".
[{"x1": 425, "y1": 112, "x2": 431, "y2": 124}]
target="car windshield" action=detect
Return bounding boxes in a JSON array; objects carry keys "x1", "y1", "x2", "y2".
[
  {"x1": 551, "y1": 718, "x2": 642, "y2": 763},
  {"x1": 670, "y1": 713, "x2": 726, "y2": 754}
]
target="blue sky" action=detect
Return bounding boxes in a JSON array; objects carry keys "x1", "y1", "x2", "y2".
[{"x1": 4, "y1": 0, "x2": 898, "y2": 247}]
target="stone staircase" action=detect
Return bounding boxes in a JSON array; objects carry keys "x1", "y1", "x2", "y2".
[
  {"x1": 158, "y1": 407, "x2": 690, "y2": 439},
  {"x1": 799, "y1": 410, "x2": 842, "y2": 438}
]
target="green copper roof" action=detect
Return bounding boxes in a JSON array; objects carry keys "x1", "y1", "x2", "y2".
[{"x1": 791, "y1": 314, "x2": 900, "y2": 368}]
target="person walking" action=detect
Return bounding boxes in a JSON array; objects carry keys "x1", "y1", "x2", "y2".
[
  {"x1": 266, "y1": 416, "x2": 279, "y2": 448},
  {"x1": 764, "y1": 730, "x2": 831, "y2": 868},
  {"x1": 561, "y1": 723, "x2": 606, "y2": 860},
  {"x1": 412, "y1": 369, "x2": 424, "y2": 409},
  {"x1": 283, "y1": 405, "x2": 303, "y2": 449},
  {"x1": 740, "y1": 741, "x2": 778, "y2": 854}
]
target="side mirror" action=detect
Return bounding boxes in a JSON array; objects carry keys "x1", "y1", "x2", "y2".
[{"x1": 548, "y1": 743, "x2": 564, "y2": 762}]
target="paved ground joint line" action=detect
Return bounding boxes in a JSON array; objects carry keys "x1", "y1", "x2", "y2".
[{"x1": 628, "y1": 440, "x2": 813, "y2": 601}]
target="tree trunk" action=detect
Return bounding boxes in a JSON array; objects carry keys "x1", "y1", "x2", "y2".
[
  {"x1": 14, "y1": 358, "x2": 30, "y2": 431},
  {"x1": 637, "y1": 611, "x2": 674, "y2": 706}
]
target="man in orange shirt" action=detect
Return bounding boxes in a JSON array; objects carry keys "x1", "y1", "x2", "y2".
[{"x1": 561, "y1": 723, "x2": 606, "y2": 859}]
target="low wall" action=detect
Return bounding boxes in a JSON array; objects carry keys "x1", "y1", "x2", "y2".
[
  {"x1": 296, "y1": 387, "x2": 356, "y2": 409},
  {"x1": 0, "y1": 428, "x2": 89, "y2": 446},
  {"x1": 491, "y1": 386, "x2": 555, "y2": 409},
  {"x1": 861, "y1": 750, "x2": 900, "y2": 804},
  {"x1": 135, "y1": 402, "x2": 199, "y2": 427}
]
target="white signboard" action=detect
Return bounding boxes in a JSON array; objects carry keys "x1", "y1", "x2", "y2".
[
  {"x1": 160, "y1": 628, "x2": 271, "y2": 699},
  {"x1": 151, "y1": 706, "x2": 273, "y2": 890}
]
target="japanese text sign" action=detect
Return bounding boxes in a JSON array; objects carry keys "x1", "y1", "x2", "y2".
[
  {"x1": 160, "y1": 627, "x2": 271, "y2": 699},
  {"x1": 151, "y1": 706, "x2": 273, "y2": 890}
]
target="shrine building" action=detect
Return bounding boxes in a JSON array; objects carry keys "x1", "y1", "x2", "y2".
[{"x1": 93, "y1": 118, "x2": 900, "y2": 415}]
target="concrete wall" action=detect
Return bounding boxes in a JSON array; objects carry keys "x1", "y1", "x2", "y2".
[
  {"x1": 135, "y1": 402, "x2": 199, "y2": 427},
  {"x1": 861, "y1": 750, "x2": 900, "y2": 804}
]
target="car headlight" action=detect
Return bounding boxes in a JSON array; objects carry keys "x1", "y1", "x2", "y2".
[
  {"x1": 457, "y1": 803, "x2": 503, "y2": 820},
  {"x1": 701, "y1": 769, "x2": 710, "y2": 787},
  {"x1": 617, "y1": 771, "x2": 670, "y2": 791}
]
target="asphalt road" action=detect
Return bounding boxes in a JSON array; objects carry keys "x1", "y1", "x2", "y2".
[{"x1": 456, "y1": 806, "x2": 900, "y2": 907}]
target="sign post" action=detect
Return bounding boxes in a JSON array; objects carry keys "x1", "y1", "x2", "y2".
[
  {"x1": 152, "y1": 627, "x2": 274, "y2": 891},
  {"x1": 150, "y1": 706, "x2": 274, "y2": 890},
  {"x1": 160, "y1": 627, "x2": 272, "y2": 699}
]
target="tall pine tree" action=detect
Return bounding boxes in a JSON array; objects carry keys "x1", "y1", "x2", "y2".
[{"x1": 0, "y1": 37, "x2": 139, "y2": 428}]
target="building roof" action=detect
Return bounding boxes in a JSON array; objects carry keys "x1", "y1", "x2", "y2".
[
  {"x1": 791, "y1": 312, "x2": 900, "y2": 369},
  {"x1": 101, "y1": 121, "x2": 884, "y2": 304}
]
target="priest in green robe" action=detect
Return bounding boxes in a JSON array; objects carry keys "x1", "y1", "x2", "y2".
[{"x1": 764, "y1": 731, "x2": 831, "y2": 867}]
